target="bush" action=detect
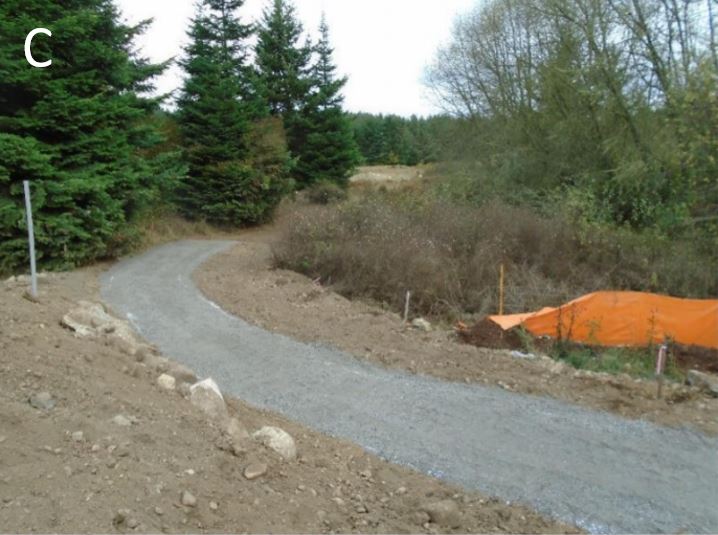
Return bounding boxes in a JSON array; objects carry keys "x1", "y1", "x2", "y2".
[
  {"x1": 272, "y1": 191, "x2": 717, "y2": 321},
  {"x1": 305, "y1": 181, "x2": 348, "y2": 205}
]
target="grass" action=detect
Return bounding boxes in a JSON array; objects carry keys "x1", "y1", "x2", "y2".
[{"x1": 549, "y1": 342, "x2": 685, "y2": 382}]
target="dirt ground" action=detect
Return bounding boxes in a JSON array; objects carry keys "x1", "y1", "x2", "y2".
[
  {"x1": 0, "y1": 269, "x2": 575, "y2": 533},
  {"x1": 195, "y1": 231, "x2": 718, "y2": 436}
]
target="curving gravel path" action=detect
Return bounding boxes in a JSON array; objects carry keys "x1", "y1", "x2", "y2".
[{"x1": 101, "y1": 240, "x2": 718, "y2": 534}]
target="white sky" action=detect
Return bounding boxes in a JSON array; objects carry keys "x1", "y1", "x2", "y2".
[{"x1": 116, "y1": 0, "x2": 476, "y2": 116}]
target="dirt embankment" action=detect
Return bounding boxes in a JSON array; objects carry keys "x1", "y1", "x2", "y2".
[
  {"x1": 195, "y1": 237, "x2": 718, "y2": 436},
  {"x1": 0, "y1": 269, "x2": 574, "y2": 533}
]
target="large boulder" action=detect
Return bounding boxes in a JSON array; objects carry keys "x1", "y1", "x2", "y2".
[
  {"x1": 190, "y1": 378, "x2": 228, "y2": 421},
  {"x1": 422, "y1": 499, "x2": 461, "y2": 528},
  {"x1": 252, "y1": 426, "x2": 297, "y2": 461}
]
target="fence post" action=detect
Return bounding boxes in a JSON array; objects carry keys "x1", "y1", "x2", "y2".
[
  {"x1": 23, "y1": 180, "x2": 38, "y2": 298},
  {"x1": 655, "y1": 343, "x2": 668, "y2": 399}
]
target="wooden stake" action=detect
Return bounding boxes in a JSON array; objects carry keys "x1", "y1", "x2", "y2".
[
  {"x1": 404, "y1": 291, "x2": 411, "y2": 323},
  {"x1": 655, "y1": 344, "x2": 668, "y2": 399},
  {"x1": 498, "y1": 263, "x2": 505, "y2": 316}
]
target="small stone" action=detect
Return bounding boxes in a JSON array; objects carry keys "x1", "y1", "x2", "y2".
[
  {"x1": 157, "y1": 374, "x2": 176, "y2": 391},
  {"x1": 423, "y1": 499, "x2": 461, "y2": 528},
  {"x1": 29, "y1": 392, "x2": 55, "y2": 411},
  {"x1": 127, "y1": 518, "x2": 140, "y2": 529},
  {"x1": 112, "y1": 414, "x2": 132, "y2": 427},
  {"x1": 113, "y1": 509, "x2": 131, "y2": 527},
  {"x1": 209, "y1": 501, "x2": 219, "y2": 511},
  {"x1": 154, "y1": 506, "x2": 164, "y2": 516},
  {"x1": 687, "y1": 370, "x2": 718, "y2": 397},
  {"x1": 359, "y1": 469, "x2": 372, "y2": 479},
  {"x1": 396, "y1": 486, "x2": 407, "y2": 495},
  {"x1": 411, "y1": 318, "x2": 432, "y2": 332},
  {"x1": 243, "y1": 462, "x2": 268, "y2": 481},
  {"x1": 181, "y1": 490, "x2": 197, "y2": 507},
  {"x1": 71, "y1": 431, "x2": 84, "y2": 442}
]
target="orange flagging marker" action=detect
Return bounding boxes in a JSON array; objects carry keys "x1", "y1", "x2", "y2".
[{"x1": 489, "y1": 291, "x2": 718, "y2": 350}]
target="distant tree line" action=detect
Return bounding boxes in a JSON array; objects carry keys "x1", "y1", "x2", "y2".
[
  {"x1": 0, "y1": 0, "x2": 358, "y2": 271},
  {"x1": 350, "y1": 114, "x2": 457, "y2": 166},
  {"x1": 426, "y1": 0, "x2": 718, "y2": 233}
]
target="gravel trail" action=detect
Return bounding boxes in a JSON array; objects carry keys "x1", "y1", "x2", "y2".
[{"x1": 100, "y1": 240, "x2": 718, "y2": 534}]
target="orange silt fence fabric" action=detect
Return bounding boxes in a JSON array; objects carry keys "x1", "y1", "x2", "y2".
[{"x1": 489, "y1": 291, "x2": 718, "y2": 350}]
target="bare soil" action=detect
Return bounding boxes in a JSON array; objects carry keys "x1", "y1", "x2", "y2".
[
  {"x1": 195, "y1": 231, "x2": 718, "y2": 436},
  {"x1": 0, "y1": 268, "x2": 574, "y2": 533}
]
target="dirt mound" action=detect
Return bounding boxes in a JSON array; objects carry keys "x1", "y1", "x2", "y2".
[
  {"x1": 456, "y1": 319, "x2": 524, "y2": 350},
  {"x1": 0, "y1": 271, "x2": 575, "y2": 533}
]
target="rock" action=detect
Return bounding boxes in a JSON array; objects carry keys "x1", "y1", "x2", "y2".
[
  {"x1": 145, "y1": 354, "x2": 170, "y2": 373},
  {"x1": 243, "y1": 462, "x2": 268, "y2": 480},
  {"x1": 29, "y1": 391, "x2": 55, "y2": 411},
  {"x1": 62, "y1": 302, "x2": 140, "y2": 355},
  {"x1": 126, "y1": 517, "x2": 140, "y2": 529},
  {"x1": 190, "y1": 378, "x2": 228, "y2": 421},
  {"x1": 71, "y1": 431, "x2": 84, "y2": 442},
  {"x1": 112, "y1": 414, "x2": 132, "y2": 427},
  {"x1": 423, "y1": 499, "x2": 461, "y2": 528},
  {"x1": 157, "y1": 374, "x2": 176, "y2": 391},
  {"x1": 154, "y1": 506, "x2": 164, "y2": 516},
  {"x1": 209, "y1": 501, "x2": 219, "y2": 511},
  {"x1": 411, "y1": 318, "x2": 432, "y2": 332},
  {"x1": 687, "y1": 370, "x2": 718, "y2": 397},
  {"x1": 252, "y1": 426, "x2": 297, "y2": 461},
  {"x1": 167, "y1": 362, "x2": 198, "y2": 385},
  {"x1": 510, "y1": 350, "x2": 537, "y2": 360},
  {"x1": 113, "y1": 509, "x2": 131, "y2": 527},
  {"x1": 181, "y1": 490, "x2": 197, "y2": 507}
]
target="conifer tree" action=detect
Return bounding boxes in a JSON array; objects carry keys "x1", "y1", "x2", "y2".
[
  {"x1": 0, "y1": 0, "x2": 178, "y2": 271},
  {"x1": 294, "y1": 16, "x2": 359, "y2": 187},
  {"x1": 177, "y1": 0, "x2": 289, "y2": 224},
  {"x1": 254, "y1": 0, "x2": 312, "y2": 157}
]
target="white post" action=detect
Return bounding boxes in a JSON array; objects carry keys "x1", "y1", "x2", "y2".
[
  {"x1": 23, "y1": 180, "x2": 38, "y2": 298},
  {"x1": 404, "y1": 291, "x2": 411, "y2": 323}
]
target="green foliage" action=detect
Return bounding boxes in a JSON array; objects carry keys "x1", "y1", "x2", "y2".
[
  {"x1": 177, "y1": 0, "x2": 290, "y2": 225},
  {"x1": 292, "y1": 16, "x2": 359, "y2": 187},
  {"x1": 351, "y1": 114, "x2": 449, "y2": 166},
  {"x1": 426, "y1": 0, "x2": 718, "y2": 233},
  {"x1": 0, "y1": 0, "x2": 180, "y2": 272},
  {"x1": 550, "y1": 343, "x2": 684, "y2": 382},
  {"x1": 255, "y1": 0, "x2": 312, "y2": 163}
]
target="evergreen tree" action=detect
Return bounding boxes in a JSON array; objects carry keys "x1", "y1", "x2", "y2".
[
  {"x1": 177, "y1": 0, "x2": 289, "y2": 225},
  {"x1": 254, "y1": 0, "x2": 312, "y2": 157},
  {"x1": 0, "y1": 0, "x2": 178, "y2": 272},
  {"x1": 294, "y1": 16, "x2": 359, "y2": 187}
]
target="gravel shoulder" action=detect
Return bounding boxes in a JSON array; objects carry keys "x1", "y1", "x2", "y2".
[
  {"x1": 101, "y1": 239, "x2": 718, "y2": 534},
  {"x1": 0, "y1": 264, "x2": 571, "y2": 533}
]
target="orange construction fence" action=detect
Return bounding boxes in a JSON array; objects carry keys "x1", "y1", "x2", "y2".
[{"x1": 489, "y1": 291, "x2": 718, "y2": 350}]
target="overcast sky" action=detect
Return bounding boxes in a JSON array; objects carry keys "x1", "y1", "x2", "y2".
[{"x1": 116, "y1": 0, "x2": 476, "y2": 116}]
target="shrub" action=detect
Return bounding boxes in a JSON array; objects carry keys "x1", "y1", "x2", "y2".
[
  {"x1": 273, "y1": 191, "x2": 717, "y2": 321},
  {"x1": 305, "y1": 181, "x2": 348, "y2": 205}
]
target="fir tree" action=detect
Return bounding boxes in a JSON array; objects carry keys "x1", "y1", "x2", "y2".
[
  {"x1": 177, "y1": 0, "x2": 289, "y2": 224},
  {"x1": 294, "y1": 16, "x2": 359, "y2": 187},
  {"x1": 0, "y1": 0, "x2": 178, "y2": 271},
  {"x1": 254, "y1": 0, "x2": 312, "y2": 159}
]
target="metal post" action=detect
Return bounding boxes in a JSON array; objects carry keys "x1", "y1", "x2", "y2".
[
  {"x1": 23, "y1": 180, "x2": 38, "y2": 298},
  {"x1": 404, "y1": 291, "x2": 411, "y2": 323}
]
